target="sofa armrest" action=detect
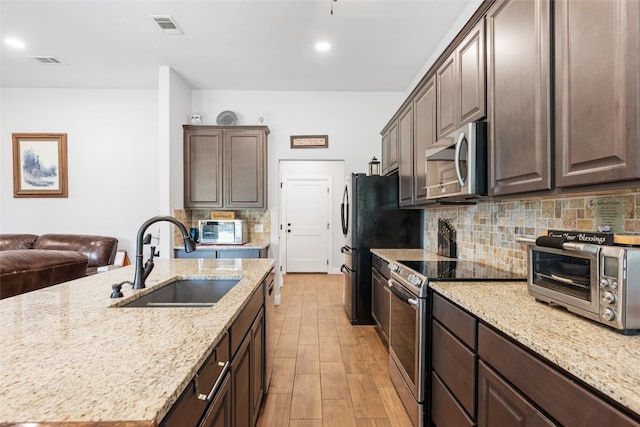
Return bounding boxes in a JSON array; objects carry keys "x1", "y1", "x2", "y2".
[
  {"x1": 33, "y1": 234, "x2": 118, "y2": 267},
  {"x1": 0, "y1": 234, "x2": 39, "y2": 251}
]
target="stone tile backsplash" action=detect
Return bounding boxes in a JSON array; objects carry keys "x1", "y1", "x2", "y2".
[
  {"x1": 173, "y1": 209, "x2": 271, "y2": 243},
  {"x1": 424, "y1": 189, "x2": 640, "y2": 276}
]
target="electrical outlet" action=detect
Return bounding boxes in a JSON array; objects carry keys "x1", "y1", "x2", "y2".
[{"x1": 255, "y1": 224, "x2": 264, "y2": 233}]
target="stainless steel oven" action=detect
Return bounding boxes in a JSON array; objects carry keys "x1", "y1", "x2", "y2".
[{"x1": 388, "y1": 263, "x2": 428, "y2": 427}]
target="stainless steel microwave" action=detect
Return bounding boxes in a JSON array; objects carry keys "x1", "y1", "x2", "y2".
[
  {"x1": 425, "y1": 122, "x2": 487, "y2": 201},
  {"x1": 199, "y1": 219, "x2": 248, "y2": 245}
]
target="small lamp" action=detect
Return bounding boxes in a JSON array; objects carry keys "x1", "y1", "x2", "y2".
[{"x1": 369, "y1": 157, "x2": 381, "y2": 176}]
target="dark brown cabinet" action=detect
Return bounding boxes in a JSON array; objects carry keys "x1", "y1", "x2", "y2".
[
  {"x1": 200, "y1": 373, "x2": 232, "y2": 427},
  {"x1": 486, "y1": 0, "x2": 552, "y2": 196},
  {"x1": 398, "y1": 103, "x2": 414, "y2": 206},
  {"x1": 174, "y1": 248, "x2": 266, "y2": 259},
  {"x1": 554, "y1": 0, "x2": 639, "y2": 188},
  {"x1": 412, "y1": 76, "x2": 437, "y2": 205},
  {"x1": 184, "y1": 126, "x2": 269, "y2": 209},
  {"x1": 371, "y1": 256, "x2": 390, "y2": 342},
  {"x1": 431, "y1": 293, "x2": 477, "y2": 427},
  {"x1": 437, "y1": 19, "x2": 486, "y2": 139},
  {"x1": 381, "y1": 121, "x2": 399, "y2": 176}
]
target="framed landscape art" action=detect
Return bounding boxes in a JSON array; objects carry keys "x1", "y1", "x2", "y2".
[{"x1": 12, "y1": 133, "x2": 68, "y2": 198}]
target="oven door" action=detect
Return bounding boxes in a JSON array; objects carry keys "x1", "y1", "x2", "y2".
[
  {"x1": 388, "y1": 277, "x2": 426, "y2": 402},
  {"x1": 528, "y1": 245, "x2": 599, "y2": 314}
]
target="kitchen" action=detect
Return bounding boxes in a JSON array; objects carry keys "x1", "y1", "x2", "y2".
[{"x1": 2, "y1": 0, "x2": 640, "y2": 427}]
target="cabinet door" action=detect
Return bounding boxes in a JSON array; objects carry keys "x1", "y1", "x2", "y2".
[
  {"x1": 555, "y1": 0, "x2": 640, "y2": 187},
  {"x1": 232, "y1": 333, "x2": 252, "y2": 427},
  {"x1": 478, "y1": 361, "x2": 537, "y2": 427},
  {"x1": 437, "y1": 53, "x2": 456, "y2": 138},
  {"x1": 223, "y1": 130, "x2": 266, "y2": 209},
  {"x1": 251, "y1": 308, "x2": 265, "y2": 427},
  {"x1": 398, "y1": 103, "x2": 414, "y2": 207},
  {"x1": 184, "y1": 128, "x2": 223, "y2": 208},
  {"x1": 387, "y1": 121, "x2": 399, "y2": 174},
  {"x1": 200, "y1": 373, "x2": 232, "y2": 427},
  {"x1": 458, "y1": 19, "x2": 486, "y2": 125},
  {"x1": 487, "y1": 0, "x2": 552, "y2": 196},
  {"x1": 381, "y1": 131, "x2": 391, "y2": 176},
  {"x1": 413, "y1": 76, "x2": 437, "y2": 205}
]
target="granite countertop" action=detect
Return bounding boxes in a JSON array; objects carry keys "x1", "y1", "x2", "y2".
[
  {"x1": 0, "y1": 258, "x2": 275, "y2": 425},
  {"x1": 372, "y1": 248, "x2": 640, "y2": 417}
]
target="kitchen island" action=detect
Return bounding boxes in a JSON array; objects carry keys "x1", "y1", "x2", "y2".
[
  {"x1": 0, "y1": 258, "x2": 274, "y2": 426},
  {"x1": 371, "y1": 248, "x2": 640, "y2": 421}
]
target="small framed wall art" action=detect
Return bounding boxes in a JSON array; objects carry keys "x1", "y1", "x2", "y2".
[
  {"x1": 12, "y1": 133, "x2": 68, "y2": 198},
  {"x1": 290, "y1": 135, "x2": 328, "y2": 149}
]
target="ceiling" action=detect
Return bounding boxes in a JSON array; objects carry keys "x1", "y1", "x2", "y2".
[{"x1": 0, "y1": 0, "x2": 474, "y2": 92}]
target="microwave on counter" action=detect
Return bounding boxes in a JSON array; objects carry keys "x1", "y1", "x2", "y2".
[{"x1": 199, "y1": 219, "x2": 248, "y2": 245}]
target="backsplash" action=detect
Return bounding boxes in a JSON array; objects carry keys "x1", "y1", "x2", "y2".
[
  {"x1": 173, "y1": 209, "x2": 271, "y2": 243},
  {"x1": 424, "y1": 190, "x2": 640, "y2": 276}
]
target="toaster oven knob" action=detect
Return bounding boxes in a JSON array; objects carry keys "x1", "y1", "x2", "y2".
[
  {"x1": 602, "y1": 291, "x2": 616, "y2": 304},
  {"x1": 602, "y1": 308, "x2": 616, "y2": 322},
  {"x1": 610, "y1": 280, "x2": 618, "y2": 289},
  {"x1": 600, "y1": 278, "x2": 610, "y2": 288}
]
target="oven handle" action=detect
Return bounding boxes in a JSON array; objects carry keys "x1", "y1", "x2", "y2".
[
  {"x1": 341, "y1": 265, "x2": 353, "y2": 274},
  {"x1": 388, "y1": 279, "x2": 419, "y2": 307}
]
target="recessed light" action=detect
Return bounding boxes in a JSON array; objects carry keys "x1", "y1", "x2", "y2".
[
  {"x1": 5, "y1": 38, "x2": 26, "y2": 49},
  {"x1": 315, "y1": 41, "x2": 331, "y2": 52}
]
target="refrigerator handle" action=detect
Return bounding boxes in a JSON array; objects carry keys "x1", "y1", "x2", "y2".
[{"x1": 341, "y1": 186, "x2": 349, "y2": 236}]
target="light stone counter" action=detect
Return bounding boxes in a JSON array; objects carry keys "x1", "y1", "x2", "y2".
[
  {"x1": 0, "y1": 258, "x2": 275, "y2": 426},
  {"x1": 371, "y1": 248, "x2": 640, "y2": 417}
]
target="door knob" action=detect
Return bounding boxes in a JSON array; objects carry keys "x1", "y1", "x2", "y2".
[
  {"x1": 288, "y1": 223, "x2": 291, "y2": 226},
  {"x1": 287, "y1": 230, "x2": 291, "y2": 233}
]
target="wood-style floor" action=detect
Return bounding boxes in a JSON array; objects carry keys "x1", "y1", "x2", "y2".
[{"x1": 257, "y1": 273, "x2": 413, "y2": 427}]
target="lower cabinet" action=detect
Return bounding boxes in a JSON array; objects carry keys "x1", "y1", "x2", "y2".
[
  {"x1": 431, "y1": 292, "x2": 640, "y2": 427},
  {"x1": 371, "y1": 255, "x2": 390, "y2": 342},
  {"x1": 161, "y1": 281, "x2": 266, "y2": 427}
]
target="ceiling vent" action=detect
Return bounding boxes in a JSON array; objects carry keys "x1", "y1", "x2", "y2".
[
  {"x1": 30, "y1": 56, "x2": 63, "y2": 64},
  {"x1": 149, "y1": 15, "x2": 184, "y2": 35}
]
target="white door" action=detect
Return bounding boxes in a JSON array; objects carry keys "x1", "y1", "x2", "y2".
[{"x1": 283, "y1": 178, "x2": 331, "y2": 272}]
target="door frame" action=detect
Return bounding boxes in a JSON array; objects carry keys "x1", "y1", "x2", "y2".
[{"x1": 280, "y1": 175, "x2": 332, "y2": 274}]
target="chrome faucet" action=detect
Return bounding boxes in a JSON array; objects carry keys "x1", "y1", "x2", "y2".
[{"x1": 133, "y1": 215, "x2": 197, "y2": 289}]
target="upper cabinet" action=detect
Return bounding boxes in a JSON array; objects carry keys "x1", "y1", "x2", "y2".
[
  {"x1": 554, "y1": 0, "x2": 640, "y2": 188},
  {"x1": 437, "y1": 19, "x2": 486, "y2": 139},
  {"x1": 184, "y1": 125, "x2": 269, "y2": 209},
  {"x1": 487, "y1": 0, "x2": 552, "y2": 196},
  {"x1": 413, "y1": 76, "x2": 437, "y2": 205},
  {"x1": 398, "y1": 103, "x2": 414, "y2": 207},
  {"x1": 381, "y1": 121, "x2": 399, "y2": 176}
]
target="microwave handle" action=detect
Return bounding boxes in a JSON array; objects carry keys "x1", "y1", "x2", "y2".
[{"x1": 454, "y1": 133, "x2": 465, "y2": 186}]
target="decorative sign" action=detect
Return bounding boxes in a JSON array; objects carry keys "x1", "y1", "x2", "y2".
[
  {"x1": 290, "y1": 135, "x2": 328, "y2": 149},
  {"x1": 547, "y1": 230, "x2": 613, "y2": 245},
  {"x1": 593, "y1": 197, "x2": 625, "y2": 233}
]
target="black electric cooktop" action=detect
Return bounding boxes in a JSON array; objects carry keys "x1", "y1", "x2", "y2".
[{"x1": 397, "y1": 260, "x2": 526, "y2": 281}]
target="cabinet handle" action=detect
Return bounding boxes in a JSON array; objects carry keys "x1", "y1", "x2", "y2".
[{"x1": 197, "y1": 361, "x2": 230, "y2": 402}]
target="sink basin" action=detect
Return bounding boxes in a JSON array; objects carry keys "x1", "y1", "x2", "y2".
[{"x1": 121, "y1": 279, "x2": 239, "y2": 307}]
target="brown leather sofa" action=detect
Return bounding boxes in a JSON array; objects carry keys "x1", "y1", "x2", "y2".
[{"x1": 0, "y1": 234, "x2": 118, "y2": 299}]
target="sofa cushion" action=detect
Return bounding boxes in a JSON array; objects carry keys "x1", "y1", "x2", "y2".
[
  {"x1": 0, "y1": 234, "x2": 38, "y2": 251},
  {"x1": 33, "y1": 234, "x2": 118, "y2": 268},
  {"x1": 0, "y1": 250, "x2": 88, "y2": 299}
]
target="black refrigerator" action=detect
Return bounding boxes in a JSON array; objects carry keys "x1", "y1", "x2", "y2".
[{"x1": 340, "y1": 173, "x2": 423, "y2": 325}]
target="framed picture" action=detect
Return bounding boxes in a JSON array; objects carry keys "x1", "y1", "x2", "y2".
[
  {"x1": 290, "y1": 135, "x2": 328, "y2": 149},
  {"x1": 12, "y1": 133, "x2": 68, "y2": 198}
]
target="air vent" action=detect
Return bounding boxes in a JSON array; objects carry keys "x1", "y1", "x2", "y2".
[
  {"x1": 149, "y1": 15, "x2": 184, "y2": 35},
  {"x1": 30, "y1": 56, "x2": 62, "y2": 64}
]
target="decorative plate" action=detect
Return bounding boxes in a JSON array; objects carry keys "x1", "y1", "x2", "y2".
[{"x1": 216, "y1": 110, "x2": 238, "y2": 126}]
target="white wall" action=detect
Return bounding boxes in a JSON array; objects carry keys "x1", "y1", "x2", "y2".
[
  {"x1": 0, "y1": 88, "x2": 159, "y2": 256},
  {"x1": 191, "y1": 90, "x2": 404, "y2": 272}
]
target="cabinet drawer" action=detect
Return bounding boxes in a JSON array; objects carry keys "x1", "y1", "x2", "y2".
[
  {"x1": 431, "y1": 371, "x2": 475, "y2": 427},
  {"x1": 432, "y1": 293, "x2": 477, "y2": 349},
  {"x1": 161, "y1": 333, "x2": 230, "y2": 427},
  {"x1": 217, "y1": 249, "x2": 261, "y2": 259},
  {"x1": 478, "y1": 324, "x2": 640, "y2": 427},
  {"x1": 432, "y1": 319, "x2": 476, "y2": 417},
  {"x1": 231, "y1": 283, "x2": 264, "y2": 357}
]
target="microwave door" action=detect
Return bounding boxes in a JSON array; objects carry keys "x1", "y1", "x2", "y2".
[{"x1": 454, "y1": 132, "x2": 468, "y2": 187}]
